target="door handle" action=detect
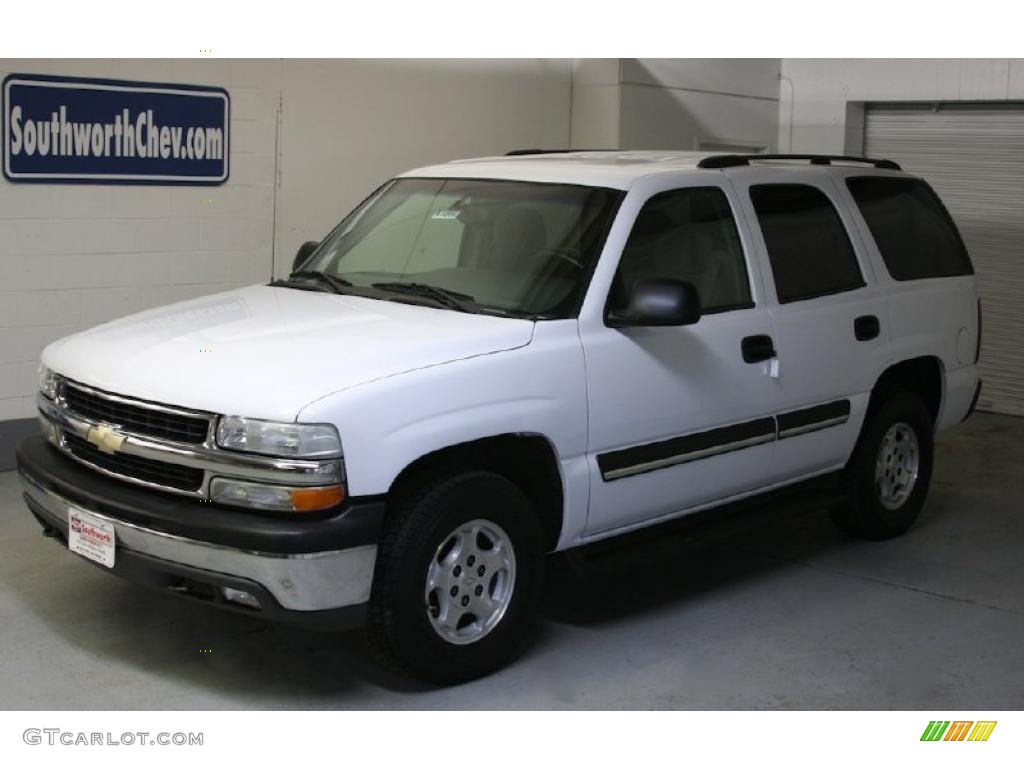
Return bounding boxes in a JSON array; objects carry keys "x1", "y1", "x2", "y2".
[
  {"x1": 855, "y1": 315, "x2": 880, "y2": 341},
  {"x1": 741, "y1": 334, "x2": 776, "y2": 363}
]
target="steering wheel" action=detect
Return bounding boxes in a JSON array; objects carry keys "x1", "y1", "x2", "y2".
[{"x1": 534, "y1": 247, "x2": 586, "y2": 271}]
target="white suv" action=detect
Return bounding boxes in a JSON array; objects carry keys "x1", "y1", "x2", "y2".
[{"x1": 19, "y1": 151, "x2": 982, "y2": 684}]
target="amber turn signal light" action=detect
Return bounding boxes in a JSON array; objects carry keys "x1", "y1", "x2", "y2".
[{"x1": 290, "y1": 484, "x2": 345, "y2": 511}]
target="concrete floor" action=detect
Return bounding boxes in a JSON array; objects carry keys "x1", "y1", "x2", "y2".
[{"x1": 1, "y1": 412, "x2": 1022, "y2": 710}]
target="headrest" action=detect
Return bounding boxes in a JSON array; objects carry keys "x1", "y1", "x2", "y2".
[
  {"x1": 493, "y1": 206, "x2": 547, "y2": 264},
  {"x1": 628, "y1": 208, "x2": 674, "y2": 244}
]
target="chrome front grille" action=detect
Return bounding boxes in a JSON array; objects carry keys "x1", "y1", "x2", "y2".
[
  {"x1": 61, "y1": 381, "x2": 212, "y2": 445},
  {"x1": 64, "y1": 432, "x2": 205, "y2": 492},
  {"x1": 37, "y1": 381, "x2": 340, "y2": 500}
]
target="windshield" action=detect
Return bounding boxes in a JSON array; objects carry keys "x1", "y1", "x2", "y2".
[{"x1": 296, "y1": 178, "x2": 622, "y2": 318}]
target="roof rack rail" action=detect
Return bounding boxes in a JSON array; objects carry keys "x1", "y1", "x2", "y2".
[
  {"x1": 697, "y1": 154, "x2": 901, "y2": 171},
  {"x1": 505, "y1": 148, "x2": 606, "y2": 156}
]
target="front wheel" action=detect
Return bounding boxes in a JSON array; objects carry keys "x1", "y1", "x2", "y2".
[
  {"x1": 829, "y1": 392, "x2": 934, "y2": 540},
  {"x1": 367, "y1": 470, "x2": 543, "y2": 685}
]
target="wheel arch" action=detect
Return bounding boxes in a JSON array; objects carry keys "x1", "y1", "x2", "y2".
[
  {"x1": 387, "y1": 433, "x2": 565, "y2": 552},
  {"x1": 868, "y1": 355, "x2": 944, "y2": 428}
]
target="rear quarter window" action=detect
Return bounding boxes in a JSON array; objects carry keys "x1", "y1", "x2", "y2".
[{"x1": 846, "y1": 176, "x2": 973, "y2": 281}]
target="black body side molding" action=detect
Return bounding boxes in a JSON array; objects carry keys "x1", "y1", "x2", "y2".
[{"x1": 598, "y1": 399, "x2": 852, "y2": 481}]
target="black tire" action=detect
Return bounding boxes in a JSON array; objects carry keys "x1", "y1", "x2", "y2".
[
  {"x1": 829, "y1": 391, "x2": 934, "y2": 540},
  {"x1": 367, "y1": 469, "x2": 544, "y2": 685}
]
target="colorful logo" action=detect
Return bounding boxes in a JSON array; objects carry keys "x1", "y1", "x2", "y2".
[{"x1": 921, "y1": 721, "x2": 997, "y2": 742}]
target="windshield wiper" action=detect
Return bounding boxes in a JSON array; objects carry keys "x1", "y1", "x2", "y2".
[
  {"x1": 286, "y1": 270, "x2": 353, "y2": 294},
  {"x1": 371, "y1": 282, "x2": 475, "y2": 313}
]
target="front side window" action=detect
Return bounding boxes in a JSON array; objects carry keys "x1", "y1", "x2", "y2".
[
  {"x1": 846, "y1": 176, "x2": 973, "y2": 281},
  {"x1": 611, "y1": 187, "x2": 753, "y2": 314},
  {"x1": 299, "y1": 178, "x2": 622, "y2": 318},
  {"x1": 750, "y1": 183, "x2": 864, "y2": 303}
]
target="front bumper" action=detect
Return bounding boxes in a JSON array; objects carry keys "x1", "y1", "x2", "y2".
[{"x1": 17, "y1": 436, "x2": 384, "y2": 630}]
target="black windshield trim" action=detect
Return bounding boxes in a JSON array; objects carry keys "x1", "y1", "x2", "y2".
[{"x1": 570, "y1": 190, "x2": 626, "y2": 318}]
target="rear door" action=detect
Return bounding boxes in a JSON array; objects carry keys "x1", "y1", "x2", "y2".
[{"x1": 731, "y1": 169, "x2": 892, "y2": 481}]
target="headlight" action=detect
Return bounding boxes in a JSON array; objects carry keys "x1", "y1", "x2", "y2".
[
  {"x1": 38, "y1": 365, "x2": 57, "y2": 400},
  {"x1": 215, "y1": 416, "x2": 342, "y2": 458}
]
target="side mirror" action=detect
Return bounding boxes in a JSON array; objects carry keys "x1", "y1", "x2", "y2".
[
  {"x1": 292, "y1": 241, "x2": 320, "y2": 272},
  {"x1": 607, "y1": 279, "x2": 702, "y2": 328}
]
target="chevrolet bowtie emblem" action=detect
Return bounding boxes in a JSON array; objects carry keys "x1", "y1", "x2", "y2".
[{"x1": 86, "y1": 424, "x2": 127, "y2": 455}]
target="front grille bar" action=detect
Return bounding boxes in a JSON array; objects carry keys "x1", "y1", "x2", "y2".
[
  {"x1": 64, "y1": 432, "x2": 205, "y2": 492},
  {"x1": 58, "y1": 379, "x2": 214, "y2": 445}
]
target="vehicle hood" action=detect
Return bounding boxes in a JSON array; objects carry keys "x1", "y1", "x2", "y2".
[{"x1": 43, "y1": 285, "x2": 535, "y2": 421}]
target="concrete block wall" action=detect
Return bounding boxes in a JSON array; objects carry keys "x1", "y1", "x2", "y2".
[
  {"x1": 0, "y1": 59, "x2": 280, "y2": 430},
  {"x1": 273, "y1": 59, "x2": 572, "y2": 277},
  {"x1": 618, "y1": 59, "x2": 780, "y2": 152},
  {"x1": 570, "y1": 59, "x2": 623, "y2": 148},
  {"x1": 570, "y1": 59, "x2": 780, "y2": 153}
]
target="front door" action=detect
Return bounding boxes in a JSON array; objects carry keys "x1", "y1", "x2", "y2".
[{"x1": 580, "y1": 180, "x2": 780, "y2": 537}]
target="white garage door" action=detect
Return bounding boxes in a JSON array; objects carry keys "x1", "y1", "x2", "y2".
[{"x1": 864, "y1": 103, "x2": 1024, "y2": 416}]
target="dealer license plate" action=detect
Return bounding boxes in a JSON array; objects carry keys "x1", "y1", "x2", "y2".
[{"x1": 67, "y1": 506, "x2": 116, "y2": 568}]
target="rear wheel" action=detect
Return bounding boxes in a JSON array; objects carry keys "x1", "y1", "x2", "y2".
[
  {"x1": 367, "y1": 470, "x2": 543, "y2": 685},
  {"x1": 830, "y1": 392, "x2": 934, "y2": 540}
]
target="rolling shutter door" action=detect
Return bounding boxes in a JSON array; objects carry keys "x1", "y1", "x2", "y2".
[{"x1": 864, "y1": 103, "x2": 1024, "y2": 415}]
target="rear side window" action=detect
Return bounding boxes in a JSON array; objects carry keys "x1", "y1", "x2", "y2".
[
  {"x1": 846, "y1": 177, "x2": 973, "y2": 280},
  {"x1": 750, "y1": 184, "x2": 865, "y2": 304}
]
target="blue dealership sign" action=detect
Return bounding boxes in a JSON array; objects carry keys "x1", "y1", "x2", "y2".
[{"x1": 2, "y1": 74, "x2": 229, "y2": 184}]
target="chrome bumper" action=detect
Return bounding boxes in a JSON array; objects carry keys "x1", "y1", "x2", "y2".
[{"x1": 20, "y1": 470, "x2": 377, "y2": 613}]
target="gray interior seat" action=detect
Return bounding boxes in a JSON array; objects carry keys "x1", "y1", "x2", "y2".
[{"x1": 486, "y1": 206, "x2": 548, "y2": 271}]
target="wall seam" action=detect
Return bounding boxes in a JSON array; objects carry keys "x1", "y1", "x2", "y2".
[
  {"x1": 270, "y1": 87, "x2": 282, "y2": 279},
  {"x1": 568, "y1": 60, "x2": 575, "y2": 148},
  {"x1": 619, "y1": 79, "x2": 781, "y2": 103}
]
